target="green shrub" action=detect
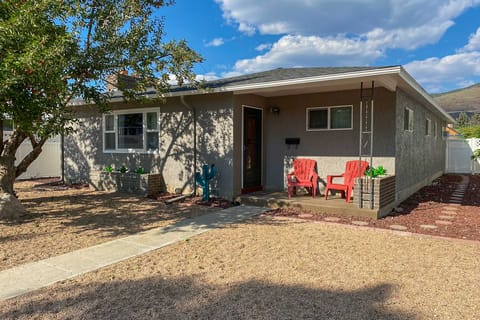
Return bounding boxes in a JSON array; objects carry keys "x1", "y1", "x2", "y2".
[
  {"x1": 136, "y1": 167, "x2": 147, "y2": 174},
  {"x1": 104, "y1": 166, "x2": 114, "y2": 172},
  {"x1": 118, "y1": 165, "x2": 128, "y2": 173},
  {"x1": 365, "y1": 165, "x2": 387, "y2": 178},
  {"x1": 472, "y1": 149, "x2": 480, "y2": 161},
  {"x1": 458, "y1": 125, "x2": 480, "y2": 138}
]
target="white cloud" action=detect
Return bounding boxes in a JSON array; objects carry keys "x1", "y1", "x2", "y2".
[
  {"x1": 214, "y1": 0, "x2": 480, "y2": 91},
  {"x1": 255, "y1": 43, "x2": 272, "y2": 52},
  {"x1": 405, "y1": 52, "x2": 480, "y2": 92},
  {"x1": 462, "y1": 27, "x2": 480, "y2": 52},
  {"x1": 167, "y1": 73, "x2": 220, "y2": 86},
  {"x1": 216, "y1": 0, "x2": 478, "y2": 48},
  {"x1": 205, "y1": 37, "x2": 225, "y2": 47},
  {"x1": 195, "y1": 73, "x2": 220, "y2": 82},
  {"x1": 227, "y1": 35, "x2": 383, "y2": 75}
]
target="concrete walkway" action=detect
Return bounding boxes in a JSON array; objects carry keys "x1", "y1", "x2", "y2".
[{"x1": 0, "y1": 205, "x2": 269, "y2": 301}]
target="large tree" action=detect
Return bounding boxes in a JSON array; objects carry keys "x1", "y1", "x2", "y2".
[{"x1": 0, "y1": 0, "x2": 202, "y2": 196}]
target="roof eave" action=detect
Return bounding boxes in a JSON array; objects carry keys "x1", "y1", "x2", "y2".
[
  {"x1": 162, "y1": 66, "x2": 404, "y2": 98},
  {"x1": 398, "y1": 67, "x2": 455, "y2": 123}
]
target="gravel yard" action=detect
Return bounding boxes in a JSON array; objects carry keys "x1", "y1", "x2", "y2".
[
  {"x1": 1, "y1": 176, "x2": 479, "y2": 319},
  {"x1": 0, "y1": 179, "x2": 220, "y2": 271},
  {"x1": 0, "y1": 218, "x2": 479, "y2": 319}
]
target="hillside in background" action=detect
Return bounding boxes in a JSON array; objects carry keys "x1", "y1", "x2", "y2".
[{"x1": 433, "y1": 84, "x2": 480, "y2": 117}]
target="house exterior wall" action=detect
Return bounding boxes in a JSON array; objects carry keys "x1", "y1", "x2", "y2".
[
  {"x1": 394, "y1": 89, "x2": 447, "y2": 203},
  {"x1": 65, "y1": 93, "x2": 235, "y2": 198},
  {"x1": 260, "y1": 88, "x2": 397, "y2": 193}
]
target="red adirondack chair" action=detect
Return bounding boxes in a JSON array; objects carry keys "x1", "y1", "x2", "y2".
[
  {"x1": 325, "y1": 160, "x2": 369, "y2": 203},
  {"x1": 287, "y1": 158, "x2": 318, "y2": 199}
]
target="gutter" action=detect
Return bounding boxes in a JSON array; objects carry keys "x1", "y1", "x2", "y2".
[{"x1": 180, "y1": 95, "x2": 197, "y2": 196}]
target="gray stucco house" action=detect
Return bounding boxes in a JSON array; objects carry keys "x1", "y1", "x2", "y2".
[{"x1": 65, "y1": 66, "x2": 453, "y2": 206}]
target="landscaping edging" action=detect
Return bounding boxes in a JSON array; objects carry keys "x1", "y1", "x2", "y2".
[{"x1": 92, "y1": 171, "x2": 165, "y2": 196}]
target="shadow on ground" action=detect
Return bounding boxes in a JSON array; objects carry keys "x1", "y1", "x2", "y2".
[
  {"x1": 0, "y1": 276, "x2": 416, "y2": 320},
  {"x1": 2, "y1": 190, "x2": 214, "y2": 239}
]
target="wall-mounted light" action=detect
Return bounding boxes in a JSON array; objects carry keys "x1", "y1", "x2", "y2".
[{"x1": 270, "y1": 106, "x2": 280, "y2": 115}]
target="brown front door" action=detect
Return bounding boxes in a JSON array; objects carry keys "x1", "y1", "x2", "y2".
[{"x1": 242, "y1": 107, "x2": 262, "y2": 193}]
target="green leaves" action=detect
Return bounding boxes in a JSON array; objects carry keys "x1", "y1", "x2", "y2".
[
  {"x1": 365, "y1": 166, "x2": 387, "y2": 178},
  {"x1": 1, "y1": 0, "x2": 201, "y2": 138},
  {"x1": 458, "y1": 126, "x2": 480, "y2": 138},
  {"x1": 0, "y1": 0, "x2": 200, "y2": 189}
]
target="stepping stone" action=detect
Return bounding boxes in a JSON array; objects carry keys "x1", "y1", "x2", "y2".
[
  {"x1": 441, "y1": 211, "x2": 457, "y2": 215},
  {"x1": 443, "y1": 207, "x2": 458, "y2": 211},
  {"x1": 298, "y1": 213, "x2": 313, "y2": 218},
  {"x1": 324, "y1": 217, "x2": 341, "y2": 222},
  {"x1": 351, "y1": 221, "x2": 369, "y2": 226},
  {"x1": 435, "y1": 220, "x2": 453, "y2": 225},
  {"x1": 449, "y1": 200, "x2": 462, "y2": 204},
  {"x1": 389, "y1": 224, "x2": 408, "y2": 231},
  {"x1": 420, "y1": 224, "x2": 438, "y2": 229},
  {"x1": 438, "y1": 215, "x2": 455, "y2": 220}
]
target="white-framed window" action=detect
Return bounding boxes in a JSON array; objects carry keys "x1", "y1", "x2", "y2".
[
  {"x1": 2, "y1": 117, "x2": 14, "y2": 141},
  {"x1": 2, "y1": 118, "x2": 13, "y2": 132},
  {"x1": 425, "y1": 118, "x2": 432, "y2": 136},
  {"x1": 102, "y1": 108, "x2": 160, "y2": 153},
  {"x1": 306, "y1": 105, "x2": 353, "y2": 131},
  {"x1": 404, "y1": 107, "x2": 414, "y2": 131},
  {"x1": 434, "y1": 121, "x2": 438, "y2": 138}
]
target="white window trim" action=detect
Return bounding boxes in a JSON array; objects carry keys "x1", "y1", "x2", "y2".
[
  {"x1": 404, "y1": 107, "x2": 414, "y2": 132},
  {"x1": 434, "y1": 121, "x2": 438, "y2": 138},
  {"x1": 102, "y1": 107, "x2": 160, "y2": 154},
  {"x1": 306, "y1": 105, "x2": 353, "y2": 131},
  {"x1": 425, "y1": 118, "x2": 432, "y2": 136}
]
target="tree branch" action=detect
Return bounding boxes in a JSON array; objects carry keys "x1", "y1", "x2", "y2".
[
  {"x1": 15, "y1": 136, "x2": 49, "y2": 178},
  {"x1": 1, "y1": 129, "x2": 27, "y2": 158}
]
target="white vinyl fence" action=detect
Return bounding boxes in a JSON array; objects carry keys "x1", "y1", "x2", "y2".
[
  {"x1": 3, "y1": 132, "x2": 61, "y2": 180},
  {"x1": 446, "y1": 137, "x2": 480, "y2": 174}
]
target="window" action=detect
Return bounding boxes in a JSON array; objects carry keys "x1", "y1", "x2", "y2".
[
  {"x1": 425, "y1": 118, "x2": 432, "y2": 136},
  {"x1": 404, "y1": 107, "x2": 414, "y2": 131},
  {"x1": 103, "y1": 109, "x2": 159, "y2": 152},
  {"x1": 104, "y1": 114, "x2": 115, "y2": 150},
  {"x1": 307, "y1": 105, "x2": 352, "y2": 130},
  {"x1": 434, "y1": 121, "x2": 438, "y2": 138},
  {"x1": 2, "y1": 118, "x2": 13, "y2": 132}
]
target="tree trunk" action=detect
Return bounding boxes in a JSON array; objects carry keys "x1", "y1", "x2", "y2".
[{"x1": 0, "y1": 155, "x2": 16, "y2": 195}]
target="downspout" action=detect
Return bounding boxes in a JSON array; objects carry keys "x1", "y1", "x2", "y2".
[{"x1": 180, "y1": 95, "x2": 197, "y2": 196}]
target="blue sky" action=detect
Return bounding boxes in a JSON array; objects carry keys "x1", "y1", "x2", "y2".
[{"x1": 162, "y1": 0, "x2": 480, "y2": 93}]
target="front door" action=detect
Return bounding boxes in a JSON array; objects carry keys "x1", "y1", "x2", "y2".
[{"x1": 242, "y1": 107, "x2": 262, "y2": 193}]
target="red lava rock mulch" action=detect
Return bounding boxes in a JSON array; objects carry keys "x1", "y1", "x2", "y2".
[{"x1": 265, "y1": 174, "x2": 480, "y2": 242}]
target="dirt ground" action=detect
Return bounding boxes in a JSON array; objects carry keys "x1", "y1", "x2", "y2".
[
  {"x1": 0, "y1": 179, "x2": 222, "y2": 271},
  {"x1": 0, "y1": 218, "x2": 479, "y2": 319}
]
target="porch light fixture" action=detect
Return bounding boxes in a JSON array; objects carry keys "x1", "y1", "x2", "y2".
[{"x1": 270, "y1": 106, "x2": 280, "y2": 114}]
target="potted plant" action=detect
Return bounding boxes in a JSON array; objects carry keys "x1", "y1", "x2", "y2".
[
  {"x1": 364, "y1": 165, "x2": 387, "y2": 178},
  {"x1": 354, "y1": 165, "x2": 396, "y2": 217}
]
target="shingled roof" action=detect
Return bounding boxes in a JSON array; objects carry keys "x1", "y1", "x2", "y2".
[{"x1": 173, "y1": 66, "x2": 397, "y2": 92}]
